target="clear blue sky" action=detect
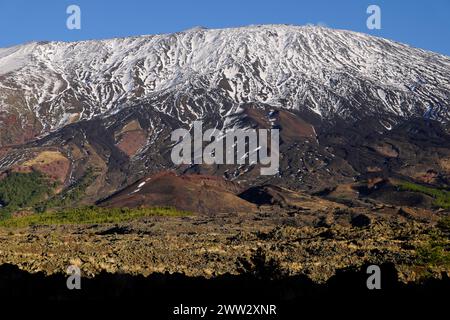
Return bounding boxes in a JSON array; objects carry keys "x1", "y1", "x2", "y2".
[{"x1": 0, "y1": 0, "x2": 449, "y2": 55}]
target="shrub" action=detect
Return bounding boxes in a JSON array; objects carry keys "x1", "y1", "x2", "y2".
[
  {"x1": 416, "y1": 241, "x2": 450, "y2": 268},
  {"x1": 416, "y1": 218, "x2": 450, "y2": 268},
  {"x1": 437, "y1": 216, "x2": 450, "y2": 235}
]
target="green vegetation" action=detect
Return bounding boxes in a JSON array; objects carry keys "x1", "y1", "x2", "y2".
[
  {"x1": 416, "y1": 217, "x2": 450, "y2": 268},
  {"x1": 0, "y1": 169, "x2": 190, "y2": 228},
  {"x1": 398, "y1": 181, "x2": 450, "y2": 209},
  {"x1": 416, "y1": 239, "x2": 450, "y2": 268},
  {"x1": 0, "y1": 206, "x2": 191, "y2": 228},
  {"x1": 0, "y1": 167, "x2": 101, "y2": 216},
  {"x1": 437, "y1": 216, "x2": 450, "y2": 234},
  {"x1": 0, "y1": 172, "x2": 55, "y2": 217}
]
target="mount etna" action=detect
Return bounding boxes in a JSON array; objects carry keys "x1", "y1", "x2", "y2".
[{"x1": 0, "y1": 25, "x2": 449, "y2": 300}]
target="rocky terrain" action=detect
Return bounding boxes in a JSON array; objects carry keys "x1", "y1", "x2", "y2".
[{"x1": 0, "y1": 201, "x2": 448, "y2": 284}]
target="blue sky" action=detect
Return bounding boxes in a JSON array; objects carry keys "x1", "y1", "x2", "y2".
[{"x1": 0, "y1": 0, "x2": 449, "y2": 55}]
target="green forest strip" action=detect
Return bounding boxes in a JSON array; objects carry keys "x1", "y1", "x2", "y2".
[
  {"x1": 0, "y1": 206, "x2": 191, "y2": 228},
  {"x1": 398, "y1": 181, "x2": 450, "y2": 209}
]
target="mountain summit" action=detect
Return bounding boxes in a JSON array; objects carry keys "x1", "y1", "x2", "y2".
[{"x1": 0, "y1": 25, "x2": 449, "y2": 146}]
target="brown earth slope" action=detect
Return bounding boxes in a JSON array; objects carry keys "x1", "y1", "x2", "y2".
[{"x1": 100, "y1": 171, "x2": 256, "y2": 214}]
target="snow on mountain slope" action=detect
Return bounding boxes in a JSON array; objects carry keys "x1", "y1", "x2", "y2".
[
  {"x1": 0, "y1": 25, "x2": 450, "y2": 140},
  {"x1": 0, "y1": 44, "x2": 36, "y2": 76}
]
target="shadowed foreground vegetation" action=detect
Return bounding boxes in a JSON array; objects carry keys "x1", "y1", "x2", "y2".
[
  {"x1": 0, "y1": 206, "x2": 191, "y2": 228},
  {"x1": 0, "y1": 263, "x2": 448, "y2": 307}
]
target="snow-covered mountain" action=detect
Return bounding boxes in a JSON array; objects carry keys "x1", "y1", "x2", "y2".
[
  {"x1": 1, "y1": 24, "x2": 450, "y2": 146},
  {"x1": 1, "y1": 25, "x2": 450, "y2": 208}
]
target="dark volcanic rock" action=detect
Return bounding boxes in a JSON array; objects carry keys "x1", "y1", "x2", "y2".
[{"x1": 351, "y1": 214, "x2": 372, "y2": 228}]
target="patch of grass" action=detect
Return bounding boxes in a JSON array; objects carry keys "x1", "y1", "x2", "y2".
[
  {"x1": 398, "y1": 181, "x2": 450, "y2": 209},
  {"x1": 22, "y1": 151, "x2": 66, "y2": 167},
  {"x1": 0, "y1": 206, "x2": 191, "y2": 228}
]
